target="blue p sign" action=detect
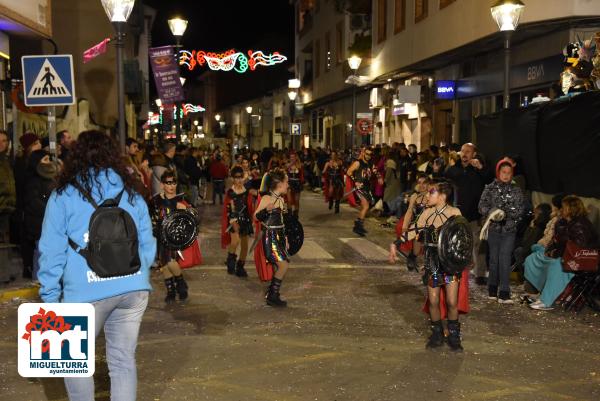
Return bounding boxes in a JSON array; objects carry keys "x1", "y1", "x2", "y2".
[{"x1": 290, "y1": 123, "x2": 301, "y2": 136}]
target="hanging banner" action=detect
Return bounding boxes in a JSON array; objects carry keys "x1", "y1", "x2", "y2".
[
  {"x1": 356, "y1": 112, "x2": 373, "y2": 136},
  {"x1": 83, "y1": 38, "x2": 110, "y2": 64},
  {"x1": 149, "y1": 46, "x2": 184, "y2": 104}
]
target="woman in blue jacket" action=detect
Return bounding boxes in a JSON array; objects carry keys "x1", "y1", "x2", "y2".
[{"x1": 38, "y1": 130, "x2": 156, "y2": 401}]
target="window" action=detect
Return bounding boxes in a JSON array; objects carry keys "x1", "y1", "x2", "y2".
[
  {"x1": 314, "y1": 39, "x2": 321, "y2": 78},
  {"x1": 377, "y1": 0, "x2": 387, "y2": 43},
  {"x1": 336, "y1": 21, "x2": 344, "y2": 64},
  {"x1": 415, "y1": 0, "x2": 428, "y2": 23},
  {"x1": 440, "y1": 0, "x2": 455, "y2": 9},
  {"x1": 325, "y1": 31, "x2": 332, "y2": 72},
  {"x1": 394, "y1": 0, "x2": 405, "y2": 34}
]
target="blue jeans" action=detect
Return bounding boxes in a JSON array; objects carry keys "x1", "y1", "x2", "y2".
[
  {"x1": 212, "y1": 179, "x2": 224, "y2": 204},
  {"x1": 64, "y1": 291, "x2": 149, "y2": 401},
  {"x1": 487, "y1": 230, "x2": 516, "y2": 293}
]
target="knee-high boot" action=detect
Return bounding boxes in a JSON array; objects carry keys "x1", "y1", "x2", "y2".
[
  {"x1": 426, "y1": 320, "x2": 444, "y2": 349},
  {"x1": 266, "y1": 277, "x2": 287, "y2": 307},
  {"x1": 226, "y1": 252, "x2": 237, "y2": 275},
  {"x1": 447, "y1": 320, "x2": 463, "y2": 352}
]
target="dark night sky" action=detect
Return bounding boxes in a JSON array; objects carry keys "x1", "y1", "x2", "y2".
[{"x1": 143, "y1": 0, "x2": 294, "y2": 52}]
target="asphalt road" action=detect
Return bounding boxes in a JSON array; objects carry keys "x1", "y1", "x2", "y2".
[{"x1": 1, "y1": 192, "x2": 599, "y2": 401}]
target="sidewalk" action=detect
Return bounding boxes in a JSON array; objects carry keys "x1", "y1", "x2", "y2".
[{"x1": 0, "y1": 244, "x2": 39, "y2": 302}]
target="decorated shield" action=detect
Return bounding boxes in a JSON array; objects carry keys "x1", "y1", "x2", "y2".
[
  {"x1": 161, "y1": 209, "x2": 199, "y2": 251},
  {"x1": 283, "y1": 213, "x2": 304, "y2": 256},
  {"x1": 437, "y1": 215, "x2": 473, "y2": 275}
]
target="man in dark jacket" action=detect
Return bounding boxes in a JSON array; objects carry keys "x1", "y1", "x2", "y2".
[
  {"x1": 445, "y1": 143, "x2": 493, "y2": 284},
  {"x1": 0, "y1": 130, "x2": 15, "y2": 244},
  {"x1": 209, "y1": 155, "x2": 228, "y2": 205}
]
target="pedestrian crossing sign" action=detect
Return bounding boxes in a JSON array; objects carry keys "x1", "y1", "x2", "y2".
[{"x1": 21, "y1": 55, "x2": 75, "y2": 106}]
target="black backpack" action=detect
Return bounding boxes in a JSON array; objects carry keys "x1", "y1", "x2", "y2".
[{"x1": 68, "y1": 182, "x2": 141, "y2": 278}]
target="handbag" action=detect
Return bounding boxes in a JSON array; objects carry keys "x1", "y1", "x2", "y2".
[
  {"x1": 561, "y1": 240, "x2": 599, "y2": 272},
  {"x1": 177, "y1": 238, "x2": 203, "y2": 269}
]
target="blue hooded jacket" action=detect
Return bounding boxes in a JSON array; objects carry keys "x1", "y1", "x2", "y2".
[{"x1": 38, "y1": 169, "x2": 156, "y2": 303}]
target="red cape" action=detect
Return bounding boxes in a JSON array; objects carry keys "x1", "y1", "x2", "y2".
[
  {"x1": 253, "y1": 194, "x2": 274, "y2": 282},
  {"x1": 221, "y1": 190, "x2": 255, "y2": 249},
  {"x1": 394, "y1": 216, "x2": 414, "y2": 254},
  {"x1": 423, "y1": 269, "x2": 470, "y2": 318},
  {"x1": 345, "y1": 175, "x2": 358, "y2": 208}
]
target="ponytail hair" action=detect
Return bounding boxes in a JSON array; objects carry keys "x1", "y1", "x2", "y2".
[
  {"x1": 430, "y1": 178, "x2": 454, "y2": 204},
  {"x1": 260, "y1": 169, "x2": 286, "y2": 195}
]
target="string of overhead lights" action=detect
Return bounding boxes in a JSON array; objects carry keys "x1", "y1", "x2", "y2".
[{"x1": 179, "y1": 49, "x2": 287, "y2": 73}]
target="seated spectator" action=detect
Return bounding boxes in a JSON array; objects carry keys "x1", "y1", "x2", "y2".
[
  {"x1": 525, "y1": 195, "x2": 598, "y2": 310},
  {"x1": 513, "y1": 203, "x2": 551, "y2": 274}
]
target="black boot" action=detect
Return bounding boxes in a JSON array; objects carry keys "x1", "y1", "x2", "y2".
[
  {"x1": 226, "y1": 252, "x2": 237, "y2": 275},
  {"x1": 406, "y1": 252, "x2": 418, "y2": 271},
  {"x1": 334, "y1": 200, "x2": 340, "y2": 214},
  {"x1": 328, "y1": 200, "x2": 333, "y2": 210},
  {"x1": 447, "y1": 320, "x2": 463, "y2": 352},
  {"x1": 174, "y1": 275, "x2": 188, "y2": 300},
  {"x1": 235, "y1": 259, "x2": 248, "y2": 277},
  {"x1": 426, "y1": 320, "x2": 444, "y2": 349},
  {"x1": 164, "y1": 277, "x2": 177, "y2": 303},
  {"x1": 266, "y1": 277, "x2": 287, "y2": 307},
  {"x1": 353, "y1": 219, "x2": 366, "y2": 236}
]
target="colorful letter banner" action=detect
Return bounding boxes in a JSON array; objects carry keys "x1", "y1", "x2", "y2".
[{"x1": 149, "y1": 46, "x2": 184, "y2": 104}]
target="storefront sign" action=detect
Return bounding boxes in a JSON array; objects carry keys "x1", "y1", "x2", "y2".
[
  {"x1": 356, "y1": 113, "x2": 373, "y2": 136},
  {"x1": 435, "y1": 80, "x2": 456, "y2": 100}
]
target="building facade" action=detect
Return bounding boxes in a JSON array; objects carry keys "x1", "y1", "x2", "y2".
[{"x1": 369, "y1": 0, "x2": 600, "y2": 149}]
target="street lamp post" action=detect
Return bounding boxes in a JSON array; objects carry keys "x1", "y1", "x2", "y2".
[
  {"x1": 347, "y1": 55, "x2": 362, "y2": 149},
  {"x1": 491, "y1": 0, "x2": 525, "y2": 109},
  {"x1": 168, "y1": 17, "x2": 188, "y2": 143},
  {"x1": 246, "y1": 106, "x2": 253, "y2": 149},
  {"x1": 288, "y1": 78, "x2": 300, "y2": 149},
  {"x1": 101, "y1": 0, "x2": 136, "y2": 150}
]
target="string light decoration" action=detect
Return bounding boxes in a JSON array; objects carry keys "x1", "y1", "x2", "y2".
[
  {"x1": 183, "y1": 103, "x2": 206, "y2": 114},
  {"x1": 179, "y1": 49, "x2": 287, "y2": 73}
]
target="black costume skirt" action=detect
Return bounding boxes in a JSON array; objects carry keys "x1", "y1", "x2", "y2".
[
  {"x1": 262, "y1": 227, "x2": 289, "y2": 264},
  {"x1": 289, "y1": 178, "x2": 302, "y2": 193}
]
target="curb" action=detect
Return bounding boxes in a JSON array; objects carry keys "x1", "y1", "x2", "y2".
[{"x1": 0, "y1": 285, "x2": 39, "y2": 302}]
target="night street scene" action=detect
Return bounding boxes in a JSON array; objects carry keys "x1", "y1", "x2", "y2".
[{"x1": 1, "y1": 0, "x2": 600, "y2": 400}]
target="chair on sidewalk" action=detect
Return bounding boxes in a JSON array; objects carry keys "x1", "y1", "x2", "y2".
[{"x1": 557, "y1": 270, "x2": 600, "y2": 313}]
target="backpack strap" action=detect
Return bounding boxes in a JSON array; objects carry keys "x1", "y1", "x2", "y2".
[
  {"x1": 114, "y1": 188, "x2": 126, "y2": 205},
  {"x1": 71, "y1": 181, "x2": 99, "y2": 209},
  {"x1": 68, "y1": 237, "x2": 89, "y2": 258}
]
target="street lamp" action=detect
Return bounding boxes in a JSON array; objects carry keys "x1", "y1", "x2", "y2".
[
  {"x1": 168, "y1": 16, "x2": 188, "y2": 143},
  {"x1": 288, "y1": 78, "x2": 301, "y2": 89},
  {"x1": 245, "y1": 106, "x2": 253, "y2": 149},
  {"x1": 491, "y1": 0, "x2": 525, "y2": 109},
  {"x1": 245, "y1": 106, "x2": 253, "y2": 114},
  {"x1": 215, "y1": 114, "x2": 221, "y2": 122},
  {"x1": 347, "y1": 55, "x2": 362, "y2": 148},
  {"x1": 101, "y1": 0, "x2": 136, "y2": 150}
]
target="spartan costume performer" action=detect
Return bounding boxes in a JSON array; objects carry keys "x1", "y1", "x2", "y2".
[
  {"x1": 222, "y1": 166, "x2": 254, "y2": 277},
  {"x1": 322, "y1": 151, "x2": 344, "y2": 214},
  {"x1": 346, "y1": 148, "x2": 375, "y2": 236},
  {"x1": 286, "y1": 152, "x2": 304, "y2": 217},
  {"x1": 391, "y1": 179, "x2": 472, "y2": 351},
  {"x1": 150, "y1": 170, "x2": 198, "y2": 303},
  {"x1": 395, "y1": 173, "x2": 430, "y2": 271},
  {"x1": 253, "y1": 170, "x2": 304, "y2": 307}
]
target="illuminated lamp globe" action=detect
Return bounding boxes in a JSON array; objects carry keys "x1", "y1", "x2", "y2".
[
  {"x1": 168, "y1": 17, "x2": 188, "y2": 37},
  {"x1": 101, "y1": 0, "x2": 135, "y2": 22},
  {"x1": 347, "y1": 55, "x2": 362, "y2": 71},
  {"x1": 246, "y1": 106, "x2": 253, "y2": 114},
  {"x1": 491, "y1": 0, "x2": 525, "y2": 32}
]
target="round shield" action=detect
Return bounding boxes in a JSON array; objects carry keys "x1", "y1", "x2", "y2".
[
  {"x1": 437, "y1": 215, "x2": 473, "y2": 275},
  {"x1": 283, "y1": 213, "x2": 304, "y2": 256},
  {"x1": 161, "y1": 209, "x2": 199, "y2": 251}
]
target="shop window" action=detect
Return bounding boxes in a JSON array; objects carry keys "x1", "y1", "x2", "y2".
[
  {"x1": 440, "y1": 0, "x2": 456, "y2": 9},
  {"x1": 377, "y1": 0, "x2": 387, "y2": 43},
  {"x1": 415, "y1": 0, "x2": 428, "y2": 23},
  {"x1": 394, "y1": 0, "x2": 406, "y2": 34}
]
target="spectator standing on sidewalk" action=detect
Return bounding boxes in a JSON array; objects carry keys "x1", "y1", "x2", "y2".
[
  {"x1": 151, "y1": 142, "x2": 176, "y2": 196},
  {"x1": 445, "y1": 143, "x2": 493, "y2": 285},
  {"x1": 478, "y1": 159, "x2": 525, "y2": 304},
  {"x1": 210, "y1": 154, "x2": 228, "y2": 205},
  {"x1": 0, "y1": 130, "x2": 15, "y2": 244},
  {"x1": 38, "y1": 130, "x2": 156, "y2": 401}
]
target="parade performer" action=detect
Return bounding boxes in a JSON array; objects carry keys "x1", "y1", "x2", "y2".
[
  {"x1": 222, "y1": 166, "x2": 254, "y2": 277},
  {"x1": 286, "y1": 151, "x2": 304, "y2": 217},
  {"x1": 150, "y1": 170, "x2": 191, "y2": 303},
  {"x1": 322, "y1": 151, "x2": 344, "y2": 214},
  {"x1": 346, "y1": 147, "x2": 375, "y2": 236},
  {"x1": 391, "y1": 179, "x2": 470, "y2": 351},
  {"x1": 396, "y1": 173, "x2": 430, "y2": 270},
  {"x1": 254, "y1": 170, "x2": 291, "y2": 307}
]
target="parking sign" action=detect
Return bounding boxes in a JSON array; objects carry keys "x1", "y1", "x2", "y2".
[{"x1": 290, "y1": 123, "x2": 301, "y2": 136}]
